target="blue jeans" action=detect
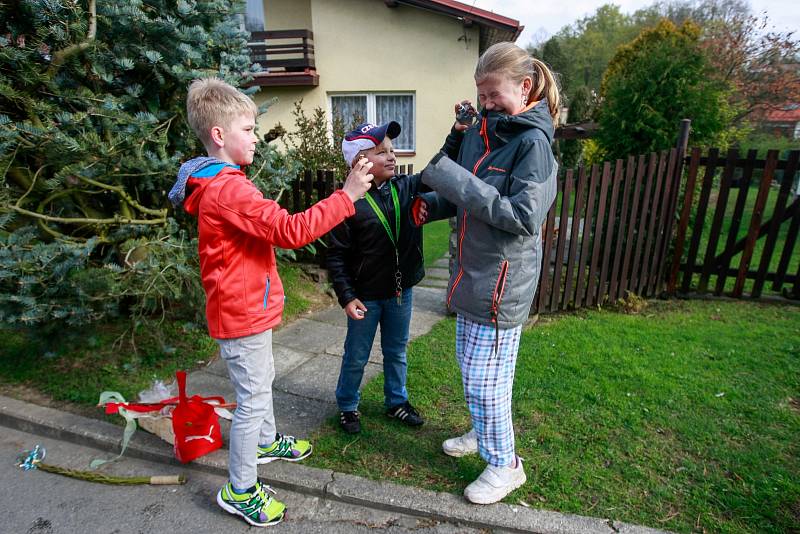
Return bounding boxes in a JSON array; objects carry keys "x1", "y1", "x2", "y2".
[{"x1": 336, "y1": 287, "x2": 413, "y2": 412}]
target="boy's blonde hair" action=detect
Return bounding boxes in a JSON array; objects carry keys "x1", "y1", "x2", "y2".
[
  {"x1": 186, "y1": 77, "x2": 258, "y2": 146},
  {"x1": 474, "y1": 42, "x2": 561, "y2": 124}
]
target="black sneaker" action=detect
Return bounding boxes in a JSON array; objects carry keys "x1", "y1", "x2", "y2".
[
  {"x1": 386, "y1": 401, "x2": 424, "y2": 427},
  {"x1": 339, "y1": 410, "x2": 361, "y2": 434}
]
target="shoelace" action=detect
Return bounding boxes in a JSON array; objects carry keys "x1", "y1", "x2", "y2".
[
  {"x1": 236, "y1": 482, "x2": 276, "y2": 516},
  {"x1": 267, "y1": 435, "x2": 297, "y2": 456},
  {"x1": 251, "y1": 482, "x2": 276, "y2": 506},
  {"x1": 276, "y1": 433, "x2": 297, "y2": 446}
]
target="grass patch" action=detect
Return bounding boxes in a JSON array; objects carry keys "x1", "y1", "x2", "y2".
[
  {"x1": 0, "y1": 320, "x2": 217, "y2": 405},
  {"x1": 307, "y1": 299, "x2": 800, "y2": 533},
  {"x1": 0, "y1": 261, "x2": 328, "y2": 405},
  {"x1": 423, "y1": 219, "x2": 451, "y2": 268}
]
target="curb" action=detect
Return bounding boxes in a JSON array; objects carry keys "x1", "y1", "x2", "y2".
[{"x1": 0, "y1": 395, "x2": 670, "y2": 534}]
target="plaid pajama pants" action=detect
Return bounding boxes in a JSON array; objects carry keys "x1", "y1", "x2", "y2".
[{"x1": 455, "y1": 314, "x2": 522, "y2": 467}]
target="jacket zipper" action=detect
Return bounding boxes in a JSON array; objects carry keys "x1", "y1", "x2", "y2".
[
  {"x1": 355, "y1": 257, "x2": 365, "y2": 280},
  {"x1": 490, "y1": 260, "x2": 509, "y2": 354},
  {"x1": 263, "y1": 276, "x2": 271, "y2": 309},
  {"x1": 472, "y1": 117, "x2": 491, "y2": 175},
  {"x1": 447, "y1": 118, "x2": 492, "y2": 309},
  {"x1": 446, "y1": 210, "x2": 468, "y2": 308}
]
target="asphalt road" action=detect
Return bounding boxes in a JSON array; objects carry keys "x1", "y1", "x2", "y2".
[{"x1": 0, "y1": 425, "x2": 491, "y2": 534}]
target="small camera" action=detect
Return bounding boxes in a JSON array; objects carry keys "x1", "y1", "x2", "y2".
[{"x1": 456, "y1": 103, "x2": 477, "y2": 125}]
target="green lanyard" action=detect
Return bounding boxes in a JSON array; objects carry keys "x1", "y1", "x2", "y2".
[
  {"x1": 364, "y1": 182, "x2": 403, "y2": 304},
  {"x1": 364, "y1": 182, "x2": 400, "y2": 247}
]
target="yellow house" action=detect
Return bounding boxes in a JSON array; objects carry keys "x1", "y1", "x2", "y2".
[{"x1": 245, "y1": 0, "x2": 522, "y2": 169}]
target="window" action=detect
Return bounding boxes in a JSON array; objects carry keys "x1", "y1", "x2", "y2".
[
  {"x1": 330, "y1": 93, "x2": 415, "y2": 152},
  {"x1": 244, "y1": 0, "x2": 265, "y2": 32}
]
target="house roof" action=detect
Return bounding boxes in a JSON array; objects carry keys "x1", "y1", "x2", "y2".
[
  {"x1": 384, "y1": 0, "x2": 523, "y2": 51},
  {"x1": 765, "y1": 105, "x2": 800, "y2": 122}
]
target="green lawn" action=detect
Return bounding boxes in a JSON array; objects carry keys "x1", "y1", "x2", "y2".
[
  {"x1": 307, "y1": 299, "x2": 800, "y2": 534},
  {"x1": 0, "y1": 262, "x2": 326, "y2": 405},
  {"x1": 423, "y1": 219, "x2": 451, "y2": 268}
]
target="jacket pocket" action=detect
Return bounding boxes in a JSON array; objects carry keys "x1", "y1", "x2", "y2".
[
  {"x1": 263, "y1": 276, "x2": 271, "y2": 310},
  {"x1": 490, "y1": 260, "x2": 509, "y2": 322},
  {"x1": 354, "y1": 257, "x2": 366, "y2": 281}
]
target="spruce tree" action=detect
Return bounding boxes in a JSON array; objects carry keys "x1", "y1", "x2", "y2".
[{"x1": 0, "y1": 0, "x2": 279, "y2": 327}]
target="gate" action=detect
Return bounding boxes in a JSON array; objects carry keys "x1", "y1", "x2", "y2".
[{"x1": 668, "y1": 148, "x2": 800, "y2": 300}]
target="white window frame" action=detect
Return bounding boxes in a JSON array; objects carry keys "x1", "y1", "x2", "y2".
[{"x1": 329, "y1": 92, "x2": 416, "y2": 154}]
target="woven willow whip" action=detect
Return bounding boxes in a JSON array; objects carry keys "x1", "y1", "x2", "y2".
[{"x1": 18, "y1": 445, "x2": 186, "y2": 485}]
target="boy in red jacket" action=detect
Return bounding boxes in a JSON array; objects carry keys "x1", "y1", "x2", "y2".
[{"x1": 168, "y1": 78, "x2": 372, "y2": 527}]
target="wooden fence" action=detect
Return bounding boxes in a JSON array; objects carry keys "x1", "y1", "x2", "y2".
[
  {"x1": 282, "y1": 164, "x2": 414, "y2": 214},
  {"x1": 533, "y1": 148, "x2": 685, "y2": 312},
  {"x1": 667, "y1": 148, "x2": 800, "y2": 300},
  {"x1": 282, "y1": 136, "x2": 799, "y2": 309}
]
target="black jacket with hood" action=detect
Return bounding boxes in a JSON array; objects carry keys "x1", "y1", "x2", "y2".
[
  {"x1": 326, "y1": 174, "x2": 426, "y2": 307},
  {"x1": 420, "y1": 99, "x2": 558, "y2": 329}
]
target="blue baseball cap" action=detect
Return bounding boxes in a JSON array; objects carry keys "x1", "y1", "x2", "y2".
[{"x1": 342, "y1": 121, "x2": 401, "y2": 166}]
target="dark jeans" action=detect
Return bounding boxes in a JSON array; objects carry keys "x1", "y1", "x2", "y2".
[{"x1": 335, "y1": 287, "x2": 413, "y2": 411}]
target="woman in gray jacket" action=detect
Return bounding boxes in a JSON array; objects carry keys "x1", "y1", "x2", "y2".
[{"x1": 418, "y1": 42, "x2": 559, "y2": 505}]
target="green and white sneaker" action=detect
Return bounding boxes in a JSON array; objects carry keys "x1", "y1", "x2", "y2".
[
  {"x1": 216, "y1": 480, "x2": 285, "y2": 527},
  {"x1": 257, "y1": 433, "x2": 313, "y2": 464}
]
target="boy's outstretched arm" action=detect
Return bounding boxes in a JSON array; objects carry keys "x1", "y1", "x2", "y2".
[{"x1": 215, "y1": 161, "x2": 373, "y2": 249}]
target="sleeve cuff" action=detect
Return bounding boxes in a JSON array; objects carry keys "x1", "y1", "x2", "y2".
[{"x1": 332, "y1": 189, "x2": 356, "y2": 216}]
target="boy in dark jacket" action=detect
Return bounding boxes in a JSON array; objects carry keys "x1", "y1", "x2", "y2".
[{"x1": 326, "y1": 121, "x2": 426, "y2": 434}]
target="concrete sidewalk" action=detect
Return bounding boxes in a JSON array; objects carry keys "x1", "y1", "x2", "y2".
[
  {"x1": 0, "y1": 258, "x2": 671, "y2": 534},
  {"x1": 189, "y1": 258, "x2": 453, "y2": 441}
]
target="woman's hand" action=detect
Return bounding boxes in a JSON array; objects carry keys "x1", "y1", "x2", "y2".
[
  {"x1": 344, "y1": 299, "x2": 367, "y2": 320},
  {"x1": 453, "y1": 100, "x2": 476, "y2": 132}
]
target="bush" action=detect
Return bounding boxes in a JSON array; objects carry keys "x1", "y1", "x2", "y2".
[
  {"x1": 284, "y1": 100, "x2": 364, "y2": 180},
  {"x1": 597, "y1": 20, "x2": 737, "y2": 160}
]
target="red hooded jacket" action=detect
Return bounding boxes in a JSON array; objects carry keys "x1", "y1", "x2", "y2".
[{"x1": 183, "y1": 166, "x2": 354, "y2": 339}]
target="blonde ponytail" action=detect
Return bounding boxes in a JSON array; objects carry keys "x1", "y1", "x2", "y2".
[{"x1": 531, "y1": 58, "x2": 560, "y2": 123}]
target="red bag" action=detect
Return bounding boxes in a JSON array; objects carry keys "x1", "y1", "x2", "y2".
[{"x1": 171, "y1": 370, "x2": 224, "y2": 463}]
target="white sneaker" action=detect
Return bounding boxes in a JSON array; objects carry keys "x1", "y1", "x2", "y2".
[
  {"x1": 442, "y1": 429, "x2": 478, "y2": 457},
  {"x1": 463, "y1": 457, "x2": 526, "y2": 504}
]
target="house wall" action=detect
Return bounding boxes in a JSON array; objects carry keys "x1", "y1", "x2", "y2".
[
  {"x1": 255, "y1": 0, "x2": 480, "y2": 169},
  {"x1": 263, "y1": 0, "x2": 311, "y2": 30}
]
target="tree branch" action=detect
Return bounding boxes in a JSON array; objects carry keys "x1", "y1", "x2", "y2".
[
  {"x1": 77, "y1": 175, "x2": 167, "y2": 217},
  {"x1": 7, "y1": 205, "x2": 166, "y2": 226},
  {"x1": 49, "y1": 0, "x2": 97, "y2": 70}
]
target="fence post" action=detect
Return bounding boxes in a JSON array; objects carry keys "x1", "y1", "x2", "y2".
[
  {"x1": 292, "y1": 172, "x2": 301, "y2": 213},
  {"x1": 664, "y1": 119, "x2": 692, "y2": 295},
  {"x1": 676, "y1": 119, "x2": 691, "y2": 155}
]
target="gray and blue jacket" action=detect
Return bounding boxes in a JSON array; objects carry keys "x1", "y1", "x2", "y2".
[{"x1": 420, "y1": 100, "x2": 558, "y2": 330}]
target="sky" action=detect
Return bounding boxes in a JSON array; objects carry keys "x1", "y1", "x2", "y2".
[{"x1": 471, "y1": 0, "x2": 800, "y2": 47}]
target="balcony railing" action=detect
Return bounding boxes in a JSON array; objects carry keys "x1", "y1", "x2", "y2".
[{"x1": 248, "y1": 29, "x2": 318, "y2": 87}]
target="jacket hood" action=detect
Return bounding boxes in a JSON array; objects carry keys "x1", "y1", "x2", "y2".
[
  {"x1": 483, "y1": 98, "x2": 554, "y2": 146},
  {"x1": 168, "y1": 156, "x2": 232, "y2": 208}
]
